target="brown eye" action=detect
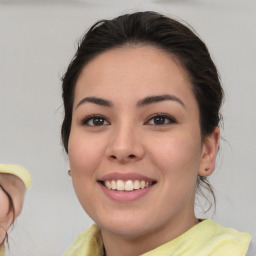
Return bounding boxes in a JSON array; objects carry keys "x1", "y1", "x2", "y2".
[
  {"x1": 153, "y1": 116, "x2": 167, "y2": 125},
  {"x1": 92, "y1": 117, "x2": 105, "y2": 126},
  {"x1": 146, "y1": 114, "x2": 176, "y2": 126},
  {"x1": 82, "y1": 115, "x2": 110, "y2": 126}
]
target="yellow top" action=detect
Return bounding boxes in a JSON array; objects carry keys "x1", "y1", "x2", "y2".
[
  {"x1": 65, "y1": 219, "x2": 252, "y2": 256},
  {"x1": 0, "y1": 164, "x2": 32, "y2": 189}
]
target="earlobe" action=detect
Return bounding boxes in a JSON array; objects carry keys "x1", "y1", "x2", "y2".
[{"x1": 198, "y1": 127, "x2": 220, "y2": 177}]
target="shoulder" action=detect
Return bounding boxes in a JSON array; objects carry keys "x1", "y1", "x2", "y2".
[
  {"x1": 142, "y1": 220, "x2": 253, "y2": 256},
  {"x1": 207, "y1": 220, "x2": 253, "y2": 256},
  {"x1": 64, "y1": 225, "x2": 104, "y2": 256}
]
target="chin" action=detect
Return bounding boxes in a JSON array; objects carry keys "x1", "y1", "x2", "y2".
[{"x1": 94, "y1": 212, "x2": 157, "y2": 239}]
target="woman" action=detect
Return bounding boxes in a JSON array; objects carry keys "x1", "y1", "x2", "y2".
[
  {"x1": 62, "y1": 11, "x2": 255, "y2": 256},
  {"x1": 0, "y1": 164, "x2": 32, "y2": 255}
]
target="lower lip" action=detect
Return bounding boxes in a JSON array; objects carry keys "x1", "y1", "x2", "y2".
[{"x1": 99, "y1": 183, "x2": 155, "y2": 202}]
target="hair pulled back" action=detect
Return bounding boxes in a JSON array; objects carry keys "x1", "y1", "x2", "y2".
[{"x1": 61, "y1": 11, "x2": 223, "y2": 210}]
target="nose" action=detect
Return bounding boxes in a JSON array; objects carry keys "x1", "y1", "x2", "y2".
[{"x1": 105, "y1": 123, "x2": 145, "y2": 163}]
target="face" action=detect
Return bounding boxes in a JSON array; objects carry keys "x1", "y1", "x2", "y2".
[{"x1": 68, "y1": 46, "x2": 218, "y2": 239}]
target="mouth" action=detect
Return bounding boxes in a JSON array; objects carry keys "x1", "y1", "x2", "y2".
[
  {"x1": 97, "y1": 173, "x2": 157, "y2": 201},
  {"x1": 98, "y1": 179, "x2": 157, "y2": 191}
]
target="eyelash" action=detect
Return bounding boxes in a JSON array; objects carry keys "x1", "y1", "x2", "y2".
[
  {"x1": 145, "y1": 113, "x2": 177, "y2": 126},
  {"x1": 81, "y1": 114, "x2": 110, "y2": 127},
  {"x1": 81, "y1": 113, "x2": 176, "y2": 127}
]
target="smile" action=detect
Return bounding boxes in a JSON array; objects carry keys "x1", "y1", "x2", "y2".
[
  {"x1": 102, "y1": 180, "x2": 155, "y2": 191},
  {"x1": 98, "y1": 173, "x2": 157, "y2": 201}
]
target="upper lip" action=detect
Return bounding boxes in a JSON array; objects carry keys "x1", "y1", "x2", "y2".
[{"x1": 98, "y1": 172, "x2": 156, "y2": 182}]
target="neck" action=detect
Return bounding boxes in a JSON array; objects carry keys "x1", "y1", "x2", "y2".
[{"x1": 101, "y1": 213, "x2": 199, "y2": 256}]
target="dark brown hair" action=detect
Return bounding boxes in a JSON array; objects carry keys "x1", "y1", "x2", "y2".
[{"x1": 61, "y1": 11, "x2": 223, "y2": 209}]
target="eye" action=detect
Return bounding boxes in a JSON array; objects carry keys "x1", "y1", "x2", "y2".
[
  {"x1": 81, "y1": 115, "x2": 110, "y2": 127},
  {"x1": 145, "y1": 114, "x2": 176, "y2": 126}
]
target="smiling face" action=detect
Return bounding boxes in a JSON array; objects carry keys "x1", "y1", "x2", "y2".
[{"x1": 68, "y1": 45, "x2": 218, "y2": 243}]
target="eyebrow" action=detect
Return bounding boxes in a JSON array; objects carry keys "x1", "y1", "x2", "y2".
[
  {"x1": 76, "y1": 94, "x2": 185, "y2": 109},
  {"x1": 76, "y1": 97, "x2": 113, "y2": 109},
  {"x1": 137, "y1": 94, "x2": 185, "y2": 108}
]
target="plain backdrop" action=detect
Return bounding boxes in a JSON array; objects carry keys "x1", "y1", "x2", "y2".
[{"x1": 0, "y1": 0, "x2": 255, "y2": 255}]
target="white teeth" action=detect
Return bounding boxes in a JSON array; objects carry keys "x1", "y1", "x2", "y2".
[
  {"x1": 111, "y1": 180, "x2": 117, "y2": 190},
  {"x1": 105, "y1": 180, "x2": 111, "y2": 189},
  {"x1": 116, "y1": 180, "x2": 125, "y2": 191},
  {"x1": 103, "y1": 179, "x2": 154, "y2": 191},
  {"x1": 124, "y1": 180, "x2": 133, "y2": 191},
  {"x1": 133, "y1": 180, "x2": 140, "y2": 190}
]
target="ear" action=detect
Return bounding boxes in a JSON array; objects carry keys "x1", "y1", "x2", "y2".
[
  {"x1": 198, "y1": 127, "x2": 220, "y2": 177},
  {"x1": 68, "y1": 170, "x2": 72, "y2": 177}
]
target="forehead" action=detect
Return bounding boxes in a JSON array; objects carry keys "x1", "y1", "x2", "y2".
[{"x1": 74, "y1": 45, "x2": 196, "y2": 107}]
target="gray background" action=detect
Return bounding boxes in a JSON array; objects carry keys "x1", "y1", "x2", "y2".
[{"x1": 0, "y1": 0, "x2": 255, "y2": 255}]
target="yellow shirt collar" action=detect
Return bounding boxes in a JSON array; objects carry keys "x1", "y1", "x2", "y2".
[{"x1": 65, "y1": 219, "x2": 252, "y2": 256}]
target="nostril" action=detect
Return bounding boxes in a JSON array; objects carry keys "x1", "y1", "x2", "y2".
[{"x1": 108, "y1": 153, "x2": 138, "y2": 161}]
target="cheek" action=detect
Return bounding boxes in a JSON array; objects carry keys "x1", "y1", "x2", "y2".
[
  {"x1": 68, "y1": 131, "x2": 102, "y2": 213},
  {"x1": 68, "y1": 130, "x2": 106, "y2": 177},
  {"x1": 147, "y1": 134, "x2": 202, "y2": 214},
  {"x1": 148, "y1": 131, "x2": 202, "y2": 182}
]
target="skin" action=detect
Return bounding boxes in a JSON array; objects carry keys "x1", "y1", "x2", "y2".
[
  {"x1": 68, "y1": 45, "x2": 219, "y2": 256},
  {"x1": 0, "y1": 173, "x2": 26, "y2": 245}
]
